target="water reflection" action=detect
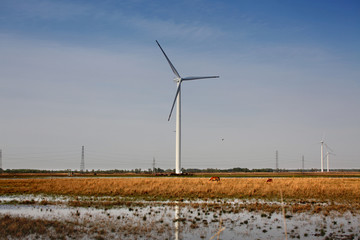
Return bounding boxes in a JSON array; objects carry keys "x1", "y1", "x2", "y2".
[{"x1": 174, "y1": 203, "x2": 179, "y2": 240}]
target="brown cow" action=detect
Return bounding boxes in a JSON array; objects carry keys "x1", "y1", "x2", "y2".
[
  {"x1": 266, "y1": 178, "x2": 273, "y2": 183},
  {"x1": 209, "y1": 176, "x2": 220, "y2": 182}
]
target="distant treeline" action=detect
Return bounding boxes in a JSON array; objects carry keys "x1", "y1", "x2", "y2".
[{"x1": 1, "y1": 167, "x2": 360, "y2": 174}]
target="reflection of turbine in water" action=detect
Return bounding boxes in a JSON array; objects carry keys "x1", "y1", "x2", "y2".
[{"x1": 174, "y1": 204, "x2": 179, "y2": 240}]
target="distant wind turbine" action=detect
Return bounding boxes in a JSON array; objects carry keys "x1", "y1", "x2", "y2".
[
  {"x1": 326, "y1": 151, "x2": 336, "y2": 172},
  {"x1": 320, "y1": 138, "x2": 324, "y2": 172},
  {"x1": 325, "y1": 144, "x2": 335, "y2": 172},
  {"x1": 320, "y1": 135, "x2": 333, "y2": 173},
  {"x1": 156, "y1": 40, "x2": 219, "y2": 174}
]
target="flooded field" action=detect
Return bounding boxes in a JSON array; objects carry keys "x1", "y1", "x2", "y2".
[
  {"x1": 1, "y1": 177, "x2": 360, "y2": 239},
  {"x1": 1, "y1": 195, "x2": 359, "y2": 239}
]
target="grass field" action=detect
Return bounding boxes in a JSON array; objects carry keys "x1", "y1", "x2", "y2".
[{"x1": 1, "y1": 177, "x2": 360, "y2": 203}]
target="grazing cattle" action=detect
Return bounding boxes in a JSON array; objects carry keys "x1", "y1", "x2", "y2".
[
  {"x1": 209, "y1": 176, "x2": 220, "y2": 182},
  {"x1": 266, "y1": 178, "x2": 273, "y2": 183}
]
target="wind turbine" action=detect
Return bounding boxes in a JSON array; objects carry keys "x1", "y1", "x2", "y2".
[
  {"x1": 325, "y1": 144, "x2": 335, "y2": 172},
  {"x1": 326, "y1": 151, "x2": 335, "y2": 172},
  {"x1": 320, "y1": 135, "x2": 334, "y2": 173},
  {"x1": 156, "y1": 40, "x2": 219, "y2": 174}
]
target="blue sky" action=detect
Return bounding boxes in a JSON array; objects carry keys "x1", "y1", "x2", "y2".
[{"x1": 0, "y1": 0, "x2": 359, "y2": 170}]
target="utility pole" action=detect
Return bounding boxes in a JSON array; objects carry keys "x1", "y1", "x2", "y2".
[
  {"x1": 275, "y1": 150, "x2": 279, "y2": 172},
  {"x1": 80, "y1": 146, "x2": 85, "y2": 173},
  {"x1": 302, "y1": 155, "x2": 304, "y2": 172},
  {"x1": 152, "y1": 157, "x2": 156, "y2": 174}
]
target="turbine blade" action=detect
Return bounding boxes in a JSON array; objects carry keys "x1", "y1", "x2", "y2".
[
  {"x1": 182, "y1": 76, "x2": 219, "y2": 81},
  {"x1": 168, "y1": 82, "x2": 182, "y2": 121},
  {"x1": 324, "y1": 143, "x2": 334, "y2": 153},
  {"x1": 156, "y1": 40, "x2": 181, "y2": 78}
]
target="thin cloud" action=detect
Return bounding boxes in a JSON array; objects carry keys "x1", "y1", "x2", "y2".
[{"x1": 127, "y1": 16, "x2": 223, "y2": 41}]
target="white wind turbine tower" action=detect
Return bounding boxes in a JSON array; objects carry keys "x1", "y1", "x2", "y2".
[
  {"x1": 156, "y1": 40, "x2": 219, "y2": 174},
  {"x1": 320, "y1": 138, "x2": 324, "y2": 172}
]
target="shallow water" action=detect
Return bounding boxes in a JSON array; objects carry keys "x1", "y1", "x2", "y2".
[{"x1": 1, "y1": 198, "x2": 359, "y2": 240}]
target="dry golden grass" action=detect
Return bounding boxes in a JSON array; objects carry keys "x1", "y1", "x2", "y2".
[{"x1": 1, "y1": 178, "x2": 360, "y2": 202}]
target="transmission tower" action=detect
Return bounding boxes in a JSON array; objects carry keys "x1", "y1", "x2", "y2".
[
  {"x1": 80, "y1": 146, "x2": 85, "y2": 172},
  {"x1": 302, "y1": 155, "x2": 304, "y2": 172},
  {"x1": 152, "y1": 157, "x2": 156, "y2": 174}
]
